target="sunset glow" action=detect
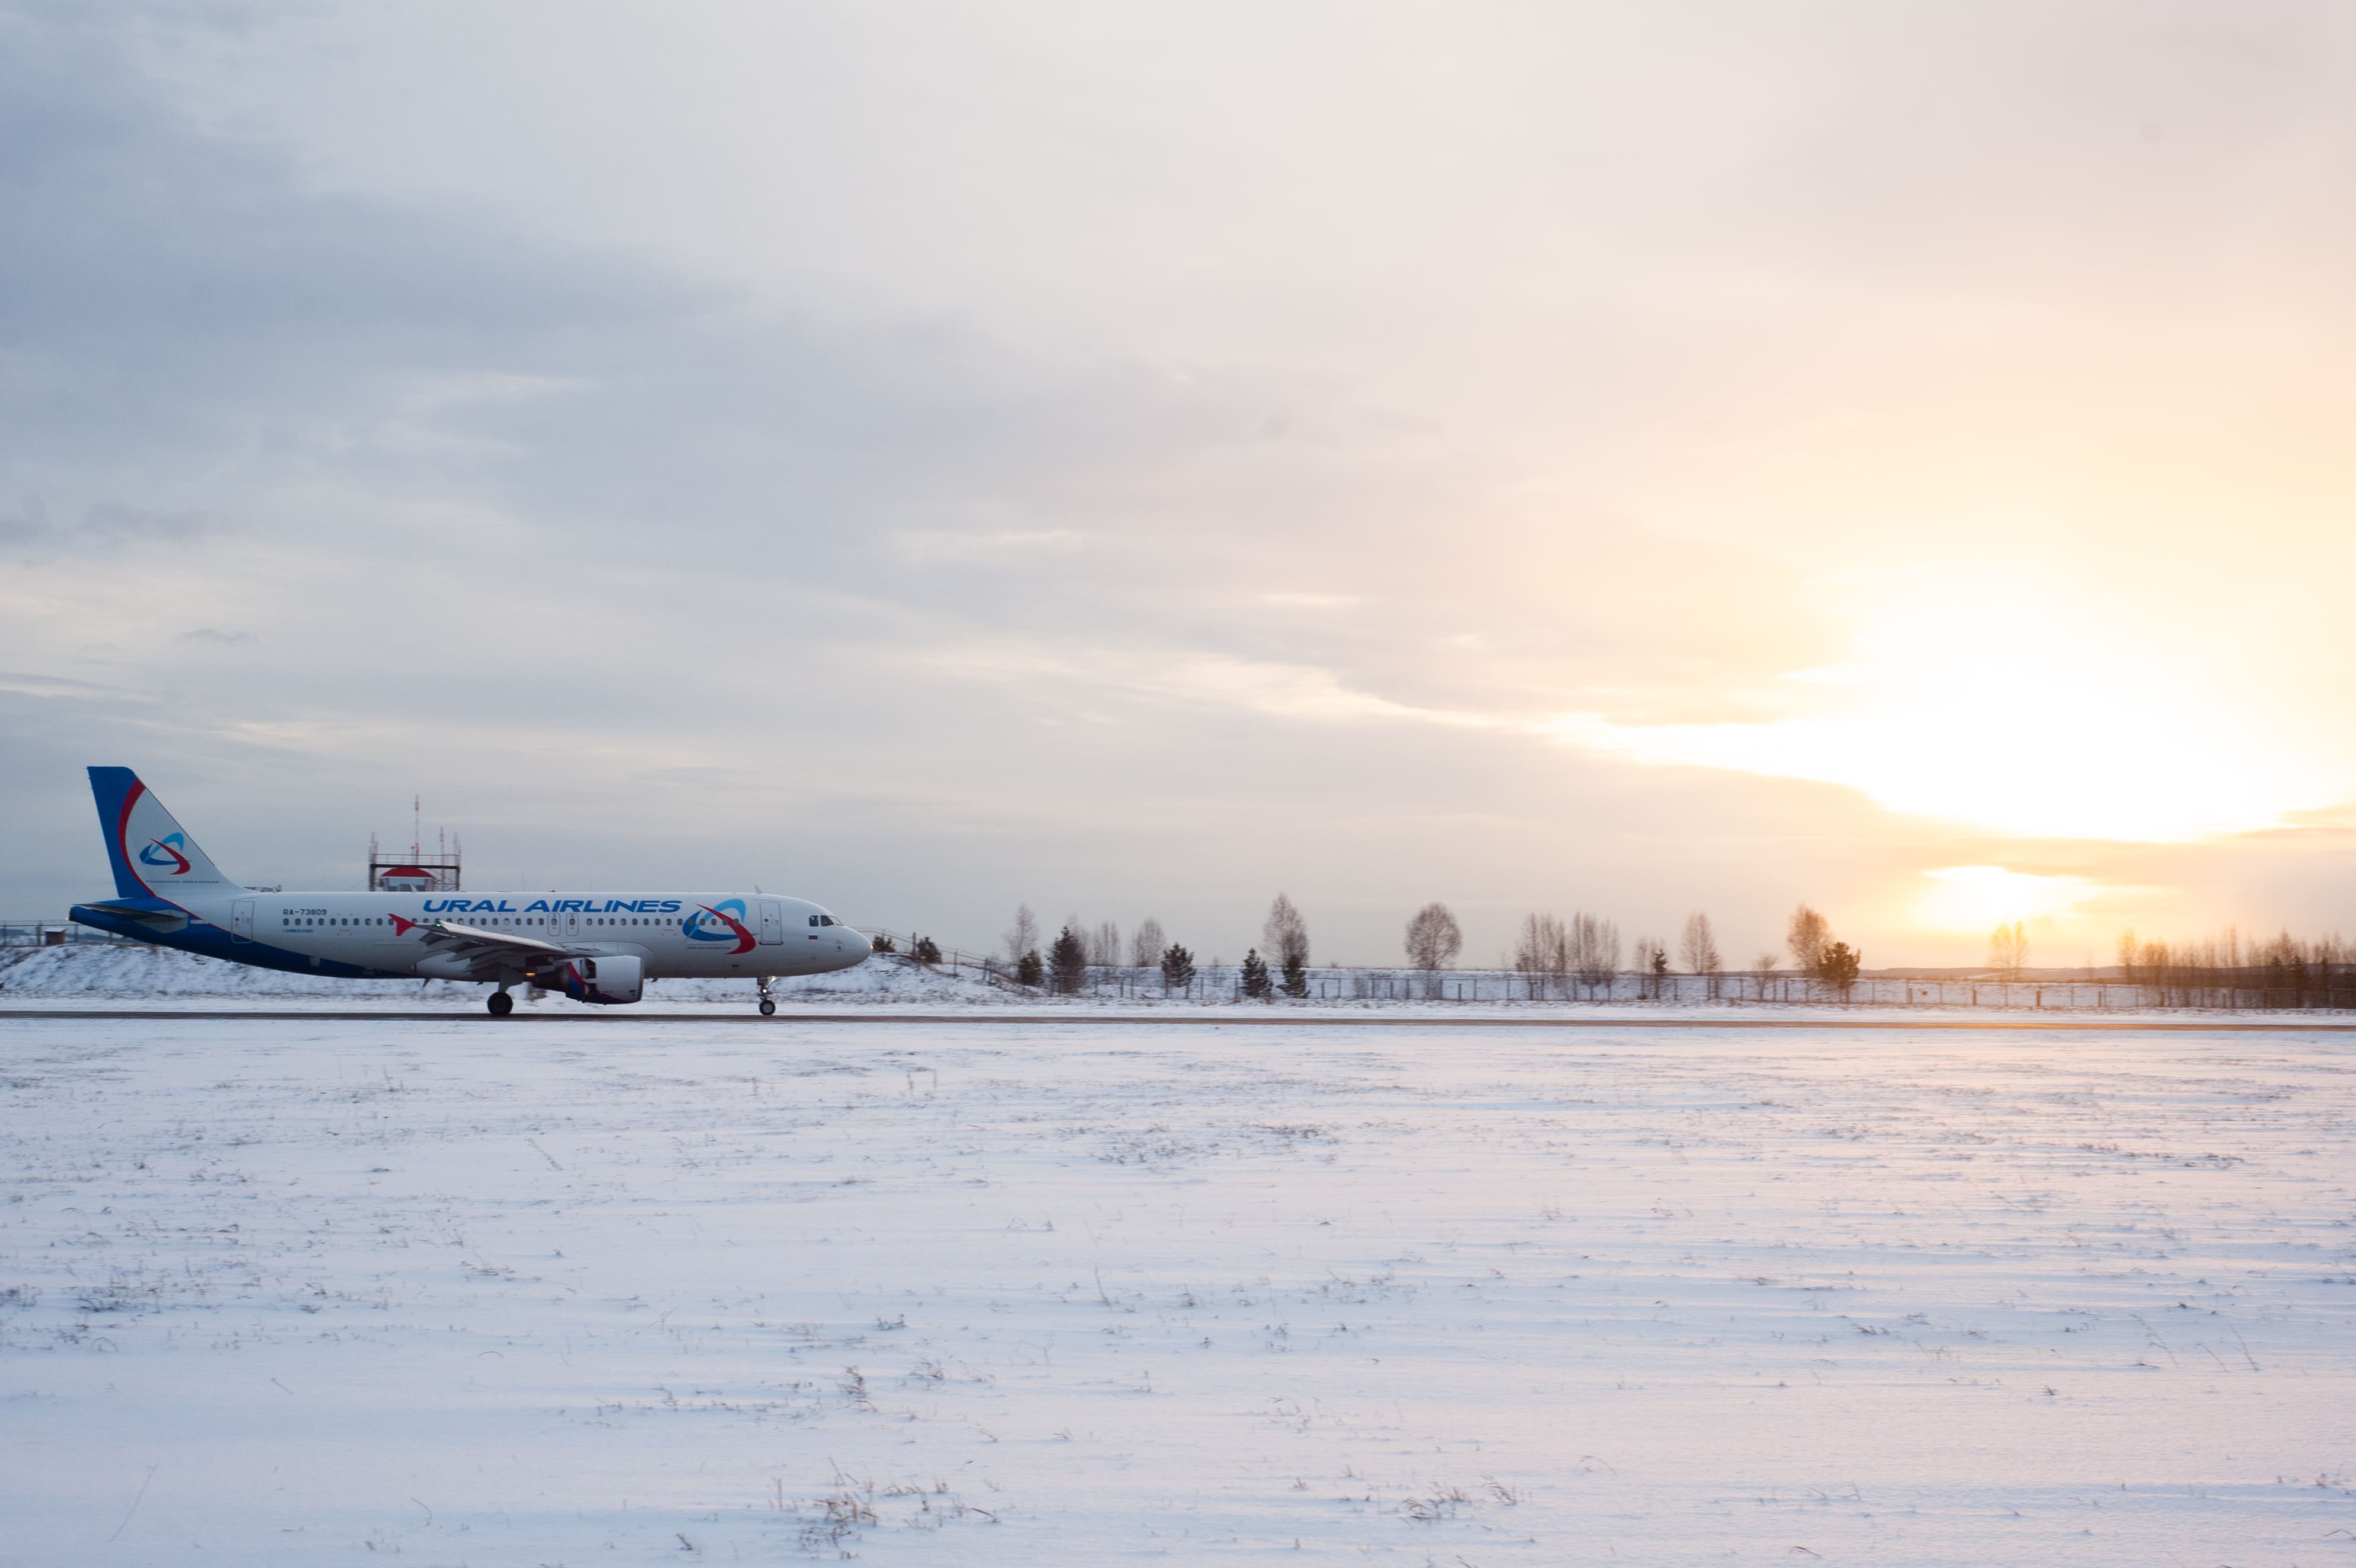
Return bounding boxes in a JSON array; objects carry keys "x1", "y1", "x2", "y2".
[
  {"x1": 1550, "y1": 569, "x2": 2342, "y2": 843},
  {"x1": 1915, "y1": 865, "x2": 2095, "y2": 936},
  {"x1": 5, "y1": 5, "x2": 2355, "y2": 971}
]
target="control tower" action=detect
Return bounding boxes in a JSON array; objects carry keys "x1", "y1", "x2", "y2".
[{"x1": 368, "y1": 796, "x2": 461, "y2": 892}]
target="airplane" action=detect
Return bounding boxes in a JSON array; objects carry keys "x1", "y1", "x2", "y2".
[{"x1": 67, "y1": 767, "x2": 871, "y2": 1015}]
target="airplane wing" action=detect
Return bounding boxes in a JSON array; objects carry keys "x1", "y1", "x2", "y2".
[{"x1": 402, "y1": 917, "x2": 583, "y2": 979}]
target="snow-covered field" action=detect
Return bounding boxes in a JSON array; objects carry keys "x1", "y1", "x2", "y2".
[{"x1": 2, "y1": 1014, "x2": 2351, "y2": 1566}]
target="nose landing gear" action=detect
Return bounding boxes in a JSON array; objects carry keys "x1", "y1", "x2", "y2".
[
  {"x1": 757, "y1": 977, "x2": 776, "y2": 1016},
  {"x1": 487, "y1": 988, "x2": 515, "y2": 1018}
]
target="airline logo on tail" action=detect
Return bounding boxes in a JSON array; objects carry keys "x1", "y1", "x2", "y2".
[
  {"x1": 138, "y1": 831, "x2": 193, "y2": 876},
  {"x1": 684, "y1": 899, "x2": 756, "y2": 954}
]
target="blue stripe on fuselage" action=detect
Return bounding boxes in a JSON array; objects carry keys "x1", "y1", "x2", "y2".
[{"x1": 68, "y1": 905, "x2": 403, "y2": 980}]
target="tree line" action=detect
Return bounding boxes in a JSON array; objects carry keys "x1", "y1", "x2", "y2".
[
  {"x1": 978, "y1": 897, "x2": 1870, "y2": 1000},
  {"x1": 922, "y1": 900, "x2": 2354, "y2": 1010},
  {"x1": 2113, "y1": 926, "x2": 2354, "y2": 1008}
]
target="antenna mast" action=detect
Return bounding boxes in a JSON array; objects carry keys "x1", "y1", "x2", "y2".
[{"x1": 370, "y1": 794, "x2": 462, "y2": 893}]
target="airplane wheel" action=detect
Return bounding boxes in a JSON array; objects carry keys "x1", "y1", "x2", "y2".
[
  {"x1": 487, "y1": 991, "x2": 514, "y2": 1017},
  {"x1": 758, "y1": 999, "x2": 776, "y2": 1016}
]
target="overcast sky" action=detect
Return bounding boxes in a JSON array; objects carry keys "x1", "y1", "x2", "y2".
[{"x1": 7, "y1": 1, "x2": 2356, "y2": 967}]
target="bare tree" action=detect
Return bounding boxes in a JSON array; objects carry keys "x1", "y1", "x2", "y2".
[
  {"x1": 1752, "y1": 951, "x2": 1781, "y2": 1003},
  {"x1": 1570, "y1": 912, "x2": 1619, "y2": 993},
  {"x1": 1405, "y1": 902, "x2": 1464, "y2": 975},
  {"x1": 1989, "y1": 920, "x2": 2029, "y2": 980},
  {"x1": 1093, "y1": 919, "x2": 1123, "y2": 971},
  {"x1": 1512, "y1": 912, "x2": 1568, "y2": 999},
  {"x1": 1786, "y1": 904, "x2": 1830, "y2": 979},
  {"x1": 1264, "y1": 894, "x2": 1311, "y2": 971},
  {"x1": 1130, "y1": 917, "x2": 1166, "y2": 970},
  {"x1": 1679, "y1": 912, "x2": 1721, "y2": 999},
  {"x1": 1003, "y1": 904, "x2": 1040, "y2": 967}
]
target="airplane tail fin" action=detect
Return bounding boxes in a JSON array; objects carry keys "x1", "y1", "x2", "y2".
[{"x1": 87, "y1": 767, "x2": 244, "y2": 899}]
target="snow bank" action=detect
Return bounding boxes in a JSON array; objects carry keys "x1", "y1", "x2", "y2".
[{"x1": 0, "y1": 942, "x2": 1013, "y2": 1005}]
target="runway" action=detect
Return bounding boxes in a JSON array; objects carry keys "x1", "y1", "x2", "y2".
[{"x1": 5, "y1": 1007, "x2": 2355, "y2": 1030}]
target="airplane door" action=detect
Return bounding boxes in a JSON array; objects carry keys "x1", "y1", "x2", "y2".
[
  {"x1": 757, "y1": 901, "x2": 783, "y2": 946},
  {"x1": 231, "y1": 899, "x2": 254, "y2": 944},
  {"x1": 559, "y1": 909, "x2": 579, "y2": 941}
]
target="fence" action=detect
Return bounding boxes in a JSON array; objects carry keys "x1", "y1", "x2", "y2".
[
  {"x1": 855, "y1": 938, "x2": 2356, "y2": 1012},
  {"x1": 17, "y1": 915, "x2": 2351, "y2": 1011},
  {"x1": 1, "y1": 920, "x2": 136, "y2": 949}
]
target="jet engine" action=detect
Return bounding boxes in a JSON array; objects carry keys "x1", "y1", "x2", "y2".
[{"x1": 557, "y1": 954, "x2": 643, "y2": 1005}]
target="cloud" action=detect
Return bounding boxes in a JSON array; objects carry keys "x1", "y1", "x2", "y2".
[
  {"x1": 2, "y1": 4, "x2": 2354, "y2": 965},
  {"x1": 0, "y1": 499, "x2": 215, "y2": 554}
]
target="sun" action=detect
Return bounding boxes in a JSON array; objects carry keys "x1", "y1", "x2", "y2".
[
  {"x1": 1551, "y1": 565, "x2": 2344, "y2": 841},
  {"x1": 1915, "y1": 865, "x2": 2092, "y2": 935}
]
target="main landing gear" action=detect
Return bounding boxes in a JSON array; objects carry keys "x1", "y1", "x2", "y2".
[
  {"x1": 757, "y1": 977, "x2": 776, "y2": 1017},
  {"x1": 487, "y1": 988, "x2": 514, "y2": 1018}
]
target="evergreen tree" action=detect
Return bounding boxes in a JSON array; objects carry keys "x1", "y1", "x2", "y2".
[
  {"x1": 912, "y1": 935, "x2": 943, "y2": 966},
  {"x1": 1240, "y1": 948, "x2": 1272, "y2": 1000},
  {"x1": 870, "y1": 933, "x2": 898, "y2": 954},
  {"x1": 1280, "y1": 949, "x2": 1309, "y2": 998},
  {"x1": 1159, "y1": 942, "x2": 1196, "y2": 990},
  {"x1": 1049, "y1": 926, "x2": 1088, "y2": 995},
  {"x1": 1819, "y1": 941, "x2": 1861, "y2": 998},
  {"x1": 1015, "y1": 948, "x2": 1045, "y2": 987}
]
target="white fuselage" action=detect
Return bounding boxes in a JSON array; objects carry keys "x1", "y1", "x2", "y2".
[{"x1": 171, "y1": 888, "x2": 869, "y2": 981}]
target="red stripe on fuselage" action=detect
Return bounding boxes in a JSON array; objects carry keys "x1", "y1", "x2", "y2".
[{"x1": 700, "y1": 905, "x2": 757, "y2": 955}]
